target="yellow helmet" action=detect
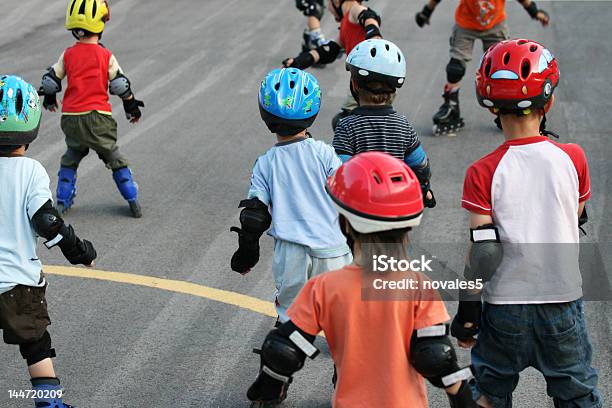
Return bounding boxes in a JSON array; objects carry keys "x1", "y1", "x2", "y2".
[{"x1": 65, "y1": 0, "x2": 110, "y2": 34}]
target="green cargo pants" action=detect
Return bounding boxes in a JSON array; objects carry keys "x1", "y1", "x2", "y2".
[{"x1": 60, "y1": 111, "x2": 129, "y2": 171}]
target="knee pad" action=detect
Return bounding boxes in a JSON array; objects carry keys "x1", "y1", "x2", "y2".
[
  {"x1": 56, "y1": 167, "x2": 77, "y2": 205},
  {"x1": 113, "y1": 167, "x2": 139, "y2": 202},
  {"x1": 19, "y1": 331, "x2": 56, "y2": 366},
  {"x1": 296, "y1": 0, "x2": 324, "y2": 19},
  {"x1": 446, "y1": 58, "x2": 466, "y2": 84}
]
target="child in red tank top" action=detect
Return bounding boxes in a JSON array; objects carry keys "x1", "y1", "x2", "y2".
[
  {"x1": 38, "y1": 0, "x2": 145, "y2": 218},
  {"x1": 282, "y1": 0, "x2": 383, "y2": 129}
]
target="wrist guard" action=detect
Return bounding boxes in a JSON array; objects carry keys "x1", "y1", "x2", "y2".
[
  {"x1": 415, "y1": 4, "x2": 434, "y2": 27},
  {"x1": 283, "y1": 51, "x2": 315, "y2": 70},
  {"x1": 524, "y1": 1, "x2": 539, "y2": 18},
  {"x1": 364, "y1": 24, "x2": 382, "y2": 39},
  {"x1": 123, "y1": 97, "x2": 144, "y2": 122},
  {"x1": 450, "y1": 289, "x2": 482, "y2": 342}
]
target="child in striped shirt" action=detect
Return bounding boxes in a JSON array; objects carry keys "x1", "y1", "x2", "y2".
[{"x1": 332, "y1": 39, "x2": 436, "y2": 208}]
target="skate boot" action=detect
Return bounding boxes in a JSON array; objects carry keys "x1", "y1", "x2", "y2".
[
  {"x1": 112, "y1": 167, "x2": 142, "y2": 218},
  {"x1": 302, "y1": 28, "x2": 326, "y2": 52},
  {"x1": 433, "y1": 88, "x2": 465, "y2": 136},
  {"x1": 31, "y1": 377, "x2": 74, "y2": 408},
  {"x1": 56, "y1": 167, "x2": 77, "y2": 214},
  {"x1": 302, "y1": 29, "x2": 326, "y2": 68}
]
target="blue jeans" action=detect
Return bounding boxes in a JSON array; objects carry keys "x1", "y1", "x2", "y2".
[{"x1": 471, "y1": 300, "x2": 603, "y2": 408}]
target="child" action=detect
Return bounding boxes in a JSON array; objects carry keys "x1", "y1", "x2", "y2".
[
  {"x1": 0, "y1": 75, "x2": 97, "y2": 408},
  {"x1": 333, "y1": 39, "x2": 436, "y2": 208},
  {"x1": 283, "y1": 0, "x2": 382, "y2": 128},
  {"x1": 414, "y1": 0, "x2": 549, "y2": 135},
  {"x1": 230, "y1": 68, "x2": 351, "y2": 323},
  {"x1": 246, "y1": 152, "x2": 476, "y2": 407},
  {"x1": 295, "y1": 0, "x2": 327, "y2": 53},
  {"x1": 39, "y1": 0, "x2": 145, "y2": 217},
  {"x1": 452, "y1": 39, "x2": 602, "y2": 407}
]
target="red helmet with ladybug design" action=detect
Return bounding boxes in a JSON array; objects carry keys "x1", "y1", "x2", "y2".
[
  {"x1": 476, "y1": 39, "x2": 559, "y2": 113},
  {"x1": 326, "y1": 152, "x2": 423, "y2": 234}
]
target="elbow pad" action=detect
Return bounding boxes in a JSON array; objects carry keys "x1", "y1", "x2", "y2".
[
  {"x1": 315, "y1": 40, "x2": 342, "y2": 65},
  {"x1": 358, "y1": 7, "x2": 381, "y2": 27},
  {"x1": 31, "y1": 200, "x2": 96, "y2": 265},
  {"x1": 109, "y1": 73, "x2": 133, "y2": 99},
  {"x1": 31, "y1": 201, "x2": 64, "y2": 244},
  {"x1": 410, "y1": 324, "x2": 474, "y2": 388},
  {"x1": 466, "y1": 224, "x2": 503, "y2": 283},
  {"x1": 247, "y1": 321, "x2": 318, "y2": 402},
  {"x1": 524, "y1": 1, "x2": 539, "y2": 18},
  {"x1": 413, "y1": 158, "x2": 431, "y2": 189},
  {"x1": 40, "y1": 68, "x2": 62, "y2": 95}
]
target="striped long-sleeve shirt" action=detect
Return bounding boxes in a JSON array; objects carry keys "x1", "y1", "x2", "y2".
[{"x1": 332, "y1": 105, "x2": 426, "y2": 166}]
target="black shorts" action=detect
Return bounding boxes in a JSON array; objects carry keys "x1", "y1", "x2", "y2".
[{"x1": 0, "y1": 284, "x2": 51, "y2": 345}]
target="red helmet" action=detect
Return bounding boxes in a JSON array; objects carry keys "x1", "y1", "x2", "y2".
[
  {"x1": 326, "y1": 152, "x2": 423, "y2": 234},
  {"x1": 476, "y1": 39, "x2": 559, "y2": 113}
]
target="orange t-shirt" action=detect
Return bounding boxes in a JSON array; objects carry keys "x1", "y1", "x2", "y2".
[
  {"x1": 287, "y1": 265, "x2": 450, "y2": 408},
  {"x1": 455, "y1": 0, "x2": 507, "y2": 31}
]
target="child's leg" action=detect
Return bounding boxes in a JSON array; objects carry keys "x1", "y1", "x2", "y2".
[
  {"x1": 433, "y1": 24, "x2": 474, "y2": 134},
  {"x1": 470, "y1": 303, "x2": 532, "y2": 408},
  {"x1": 480, "y1": 21, "x2": 510, "y2": 53},
  {"x1": 87, "y1": 111, "x2": 142, "y2": 217},
  {"x1": 446, "y1": 24, "x2": 476, "y2": 90},
  {"x1": 271, "y1": 240, "x2": 311, "y2": 323},
  {"x1": 0, "y1": 285, "x2": 73, "y2": 406},
  {"x1": 57, "y1": 116, "x2": 91, "y2": 212},
  {"x1": 534, "y1": 301, "x2": 603, "y2": 408}
]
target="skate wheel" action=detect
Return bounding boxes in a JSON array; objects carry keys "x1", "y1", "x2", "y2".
[{"x1": 129, "y1": 200, "x2": 142, "y2": 218}]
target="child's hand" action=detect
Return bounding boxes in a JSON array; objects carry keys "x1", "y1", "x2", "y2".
[
  {"x1": 456, "y1": 323, "x2": 477, "y2": 349},
  {"x1": 536, "y1": 10, "x2": 550, "y2": 26},
  {"x1": 85, "y1": 261, "x2": 95, "y2": 268},
  {"x1": 282, "y1": 58, "x2": 295, "y2": 68},
  {"x1": 40, "y1": 92, "x2": 58, "y2": 111},
  {"x1": 123, "y1": 96, "x2": 144, "y2": 123}
]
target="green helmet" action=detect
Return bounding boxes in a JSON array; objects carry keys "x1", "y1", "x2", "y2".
[{"x1": 0, "y1": 75, "x2": 42, "y2": 146}]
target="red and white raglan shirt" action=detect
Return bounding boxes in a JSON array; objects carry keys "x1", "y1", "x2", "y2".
[
  {"x1": 51, "y1": 42, "x2": 123, "y2": 115},
  {"x1": 462, "y1": 136, "x2": 591, "y2": 303}
]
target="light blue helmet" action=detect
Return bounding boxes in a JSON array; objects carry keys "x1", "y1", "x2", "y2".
[
  {"x1": 258, "y1": 68, "x2": 321, "y2": 135},
  {"x1": 0, "y1": 75, "x2": 42, "y2": 146},
  {"x1": 346, "y1": 39, "x2": 406, "y2": 90}
]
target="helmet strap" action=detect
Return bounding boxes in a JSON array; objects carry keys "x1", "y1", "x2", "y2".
[{"x1": 539, "y1": 113, "x2": 560, "y2": 139}]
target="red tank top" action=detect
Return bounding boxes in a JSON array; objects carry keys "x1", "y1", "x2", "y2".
[
  {"x1": 339, "y1": 13, "x2": 366, "y2": 55},
  {"x1": 62, "y1": 43, "x2": 113, "y2": 114}
]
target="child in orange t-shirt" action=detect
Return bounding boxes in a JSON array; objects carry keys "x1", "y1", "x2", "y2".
[
  {"x1": 414, "y1": 0, "x2": 549, "y2": 135},
  {"x1": 38, "y1": 0, "x2": 145, "y2": 218},
  {"x1": 246, "y1": 152, "x2": 476, "y2": 408}
]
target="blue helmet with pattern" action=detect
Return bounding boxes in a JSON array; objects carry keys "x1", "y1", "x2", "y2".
[
  {"x1": 258, "y1": 68, "x2": 321, "y2": 136},
  {"x1": 346, "y1": 39, "x2": 406, "y2": 92},
  {"x1": 0, "y1": 75, "x2": 42, "y2": 146}
]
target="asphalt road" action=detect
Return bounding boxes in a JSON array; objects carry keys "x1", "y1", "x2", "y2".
[{"x1": 1, "y1": 1, "x2": 610, "y2": 407}]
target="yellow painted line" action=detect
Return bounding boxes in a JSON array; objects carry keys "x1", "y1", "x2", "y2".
[{"x1": 44, "y1": 265, "x2": 277, "y2": 318}]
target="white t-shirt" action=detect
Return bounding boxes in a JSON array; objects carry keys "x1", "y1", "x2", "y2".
[
  {"x1": 462, "y1": 136, "x2": 591, "y2": 304},
  {"x1": 0, "y1": 157, "x2": 52, "y2": 294}
]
